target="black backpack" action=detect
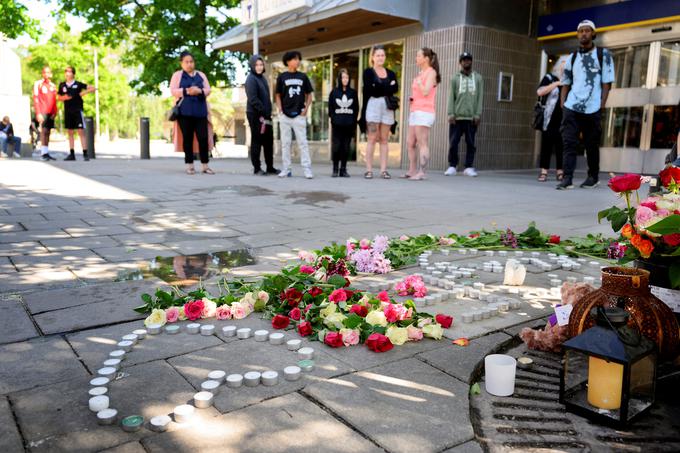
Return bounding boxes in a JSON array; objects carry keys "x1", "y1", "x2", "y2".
[{"x1": 570, "y1": 47, "x2": 604, "y2": 77}]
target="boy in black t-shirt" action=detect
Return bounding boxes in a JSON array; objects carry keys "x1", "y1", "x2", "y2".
[
  {"x1": 275, "y1": 51, "x2": 314, "y2": 178},
  {"x1": 57, "y1": 66, "x2": 95, "y2": 161}
]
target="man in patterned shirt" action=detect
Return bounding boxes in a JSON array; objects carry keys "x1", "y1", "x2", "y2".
[{"x1": 32, "y1": 66, "x2": 58, "y2": 161}]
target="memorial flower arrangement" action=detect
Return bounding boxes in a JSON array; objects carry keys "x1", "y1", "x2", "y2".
[
  {"x1": 598, "y1": 169, "x2": 680, "y2": 288},
  {"x1": 345, "y1": 235, "x2": 392, "y2": 274}
]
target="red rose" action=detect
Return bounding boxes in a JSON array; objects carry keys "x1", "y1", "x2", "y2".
[
  {"x1": 297, "y1": 321, "x2": 313, "y2": 336},
  {"x1": 300, "y1": 265, "x2": 315, "y2": 274},
  {"x1": 289, "y1": 307, "x2": 301, "y2": 321},
  {"x1": 663, "y1": 233, "x2": 680, "y2": 247},
  {"x1": 435, "y1": 314, "x2": 454, "y2": 329},
  {"x1": 343, "y1": 277, "x2": 351, "y2": 288},
  {"x1": 660, "y1": 167, "x2": 680, "y2": 187},
  {"x1": 366, "y1": 333, "x2": 393, "y2": 353},
  {"x1": 548, "y1": 235, "x2": 560, "y2": 244},
  {"x1": 281, "y1": 288, "x2": 303, "y2": 307},
  {"x1": 377, "y1": 291, "x2": 390, "y2": 302},
  {"x1": 324, "y1": 332, "x2": 344, "y2": 348},
  {"x1": 272, "y1": 314, "x2": 290, "y2": 329},
  {"x1": 608, "y1": 173, "x2": 641, "y2": 193},
  {"x1": 329, "y1": 289, "x2": 348, "y2": 303},
  {"x1": 304, "y1": 303, "x2": 312, "y2": 313},
  {"x1": 307, "y1": 286, "x2": 323, "y2": 297},
  {"x1": 349, "y1": 304, "x2": 368, "y2": 317},
  {"x1": 183, "y1": 300, "x2": 205, "y2": 321}
]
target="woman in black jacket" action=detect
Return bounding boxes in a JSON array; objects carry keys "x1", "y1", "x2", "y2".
[
  {"x1": 359, "y1": 45, "x2": 398, "y2": 179},
  {"x1": 328, "y1": 68, "x2": 358, "y2": 177},
  {"x1": 245, "y1": 55, "x2": 278, "y2": 175}
]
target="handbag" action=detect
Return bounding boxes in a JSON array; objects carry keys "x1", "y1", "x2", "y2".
[
  {"x1": 532, "y1": 100, "x2": 544, "y2": 131},
  {"x1": 385, "y1": 95, "x2": 400, "y2": 111},
  {"x1": 168, "y1": 97, "x2": 184, "y2": 122}
]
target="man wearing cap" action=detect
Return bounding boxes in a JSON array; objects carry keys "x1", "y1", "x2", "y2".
[
  {"x1": 446, "y1": 52, "x2": 484, "y2": 177},
  {"x1": 557, "y1": 20, "x2": 614, "y2": 190}
]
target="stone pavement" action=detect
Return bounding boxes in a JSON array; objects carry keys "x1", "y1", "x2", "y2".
[{"x1": 0, "y1": 157, "x2": 625, "y2": 452}]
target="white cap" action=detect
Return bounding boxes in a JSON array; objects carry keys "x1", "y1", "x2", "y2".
[{"x1": 577, "y1": 20, "x2": 596, "y2": 32}]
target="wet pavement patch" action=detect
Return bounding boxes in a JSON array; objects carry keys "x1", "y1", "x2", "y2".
[
  {"x1": 115, "y1": 249, "x2": 256, "y2": 285},
  {"x1": 190, "y1": 185, "x2": 275, "y2": 197},
  {"x1": 284, "y1": 191, "x2": 349, "y2": 206}
]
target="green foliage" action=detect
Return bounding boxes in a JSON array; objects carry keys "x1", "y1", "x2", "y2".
[
  {"x1": 0, "y1": 0, "x2": 41, "y2": 39},
  {"x1": 58, "y1": 0, "x2": 244, "y2": 94},
  {"x1": 598, "y1": 206, "x2": 631, "y2": 232},
  {"x1": 645, "y1": 214, "x2": 680, "y2": 236}
]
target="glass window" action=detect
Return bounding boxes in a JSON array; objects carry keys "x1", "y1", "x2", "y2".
[
  {"x1": 658, "y1": 41, "x2": 680, "y2": 87},
  {"x1": 611, "y1": 45, "x2": 649, "y2": 89},
  {"x1": 301, "y1": 57, "x2": 331, "y2": 141},
  {"x1": 601, "y1": 107, "x2": 644, "y2": 148},
  {"x1": 650, "y1": 104, "x2": 680, "y2": 149}
]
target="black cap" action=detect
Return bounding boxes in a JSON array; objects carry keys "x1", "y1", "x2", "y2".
[{"x1": 459, "y1": 52, "x2": 472, "y2": 62}]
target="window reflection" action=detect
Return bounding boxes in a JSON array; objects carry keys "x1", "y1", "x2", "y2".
[
  {"x1": 658, "y1": 41, "x2": 680, "y2": 87},
  {"x1": 302, "y1": 57, "x2": 331, "y2": 141},
  {"x1": 601, "y1": 107, "x2": 643, "y2": 148},
  {"x1": 650, "y1": 105, "x2": 679, "y2": 149},
  {"x1": 611, "y1": 45, "x2": 649, "y2": 89}
]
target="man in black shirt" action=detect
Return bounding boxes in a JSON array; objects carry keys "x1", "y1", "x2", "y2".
[
  {"x1": 57, "y1": 66, "x2": 95, "y2": 161},
  {"x1": 275, "y1": 51, "x2": 314, "y2": 178}
]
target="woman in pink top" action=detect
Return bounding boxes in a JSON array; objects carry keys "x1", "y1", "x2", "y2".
[{"x1": 404, "y1": 47, "x2": 440, "y2": 180}]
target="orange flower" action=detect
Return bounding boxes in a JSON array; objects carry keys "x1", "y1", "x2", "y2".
[
  {"x1": 635, "y1": 239, "x2": 654, "y2": 258},
  {"x1": 630, "y1": 234, "x2": 643, "y2": 248},
  {"x1": 621, "y1": 224, "x2": 634, "y2": 239}
]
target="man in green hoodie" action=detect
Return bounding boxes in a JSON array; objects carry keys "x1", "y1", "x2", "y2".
[{"x1": 446, "y1": 52, "x2": 483, "y2": 177}]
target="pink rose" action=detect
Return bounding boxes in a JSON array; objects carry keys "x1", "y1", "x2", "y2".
[
  {"x1": 384, "y1": 303, "x2": 399, "y2": 323},
  {"x1": 359, "y1": 238, "x2": 371, "y2": 249},
  {"x1": 377, "y1": 291, "x2": 390, "y2": 303},
  {"x1": 183, "y1": 300, "x2": 204, "y2": 321},
  {"x1": 165, "y1": 307, "x2": 179, "y2": 323},
  {"x1": 329, "y1": 289, "x2": 348, "y2": 303},
  {"x1": 215, "y1": 306, "x2": 232, "y2": 320},
  {"x1": 297, "y1": 250, "x2": 316, "y2": 263},
  {"x1": 289, "y1": 307, "x2": 301, "y2": 321},
  {"x1": 399, "y1": 235, "x2": 410, "y2": 241},
  {"x1": 640, "y1": 198, "x2": 657, "y2": 210},
  {"x1": 407, "y1": 325, "x2": 423, "y2": 341},
  {"x1": 635, "y1": 206, "x2": 656, "y2": 226},
  {"x1": 341, "y1": 330, "x2": 360, "y2": 346},
  {"x1": 231, "y1": 303, "x2": 247, "y2": 320},
  {"x1": 300, "y1": 265, "x2": 315, "y2": 274},
  {"x1": 202, "y1": 299, "x2": 217, "y2": 318}
]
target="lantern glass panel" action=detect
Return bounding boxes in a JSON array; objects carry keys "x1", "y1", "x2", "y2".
[{"x1": 627, "y1": 354, "x2": 656, "y2": 419}]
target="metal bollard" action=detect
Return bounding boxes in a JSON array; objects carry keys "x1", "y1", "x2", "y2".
[
  {"x1": 85, "y1": 116, "x2": 96, "y2": 159},
  {"x1": 140, "y1": 117, "x2": 150, "y2": 159}
]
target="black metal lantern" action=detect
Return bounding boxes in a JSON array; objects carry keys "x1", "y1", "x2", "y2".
[{"x1": 560, "y1": 306, "x2": 657, "y2": 428}]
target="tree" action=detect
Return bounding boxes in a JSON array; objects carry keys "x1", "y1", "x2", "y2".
[
  {"x1": 0, "y1": 0, "x2": 41, "y2": 39},
  {"x1": 58, "y1": 0, "x2": 243, "y2": 94}
]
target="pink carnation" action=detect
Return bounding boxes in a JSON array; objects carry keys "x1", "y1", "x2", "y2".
[
  {"x1": 297, "y1": 250, "x2": 317, "y2": 263},
  {"x1": 377, "y1": 291, "x2": 390, "y2": 302},
  {"x1": 215, "y1": 306, "x2": 232, "y2": 320},
  {"x1": 407, "y1": 325, "x2": 423, "y2": 341},
  {"x1": 359, "y1": 238, "x2": 371, "y2": 249},
  {"x1": 329, "y1": 289, "x2": 348, "y2": 303},
  {"x1": 399, "y1": 235, "x2": 410, "y2": 241},
  {"x1": 639, "y1": 198, "x2": 658, "y2": 210},
  {"x1": 341, "y1": 330, "x2": 360, "y2": 346},
  {"x1": 165, "y1": 307, "x2": 180, "y2": 323},
  {"x1": 300, "y1": 265, "x2": 315, "y2": 274}
]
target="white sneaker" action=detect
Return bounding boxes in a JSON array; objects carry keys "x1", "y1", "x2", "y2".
[
  {"x1": 278, "y1": 169, "x2": 292, "y2": 178},
  {"x1": 13, "y1": 152, "x2": 21, "y2": 158},
  {"x1": 463, "y1": 167, "x2": 478, "y2": 177},
  {"x1": 304, "y1": 169, "x2": 314, "y2": 179},
  {"x1": 444, "y1": 166, "x2": 457, "y2": 176}
]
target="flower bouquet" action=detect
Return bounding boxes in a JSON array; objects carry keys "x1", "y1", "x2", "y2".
[
  {"x1": 345, "y1": 235, "x2": 392, "y2": 274},
  {"x1": 598, "y1": 168, "x2": 680, "y2": 289}
]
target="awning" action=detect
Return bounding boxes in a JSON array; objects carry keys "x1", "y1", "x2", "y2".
[{"x1": 213, "y1": 0, "x2": 423, "y2": 54}]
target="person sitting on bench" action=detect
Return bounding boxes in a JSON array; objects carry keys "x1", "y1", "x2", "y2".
[{"x1": 0, "y1": 116, "x2": 22, "y2": 158}]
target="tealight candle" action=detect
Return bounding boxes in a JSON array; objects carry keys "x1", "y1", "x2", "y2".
[
  {"x1": 481, "y1": 309, "x2": 491, "y2": 319},
  {"x1": 510, "y1": 300, "x2": 522, "y2": 310},
  {"x1": 207, "y1": 370, "x2": 226, "y2": 383},
  {"x1": 132, "y1": 329, "x2": 147, "y2": 339},
  {"x1": 498, "y1": 251, "x2": 508, "y2": 257},
  {"x1": 96, "y1": 408, "x2": 117, "y2": 425},
  {"x1": 165, "y1": 325, "x2": 180, "y2": 335},
  {"x1": 462, "y1": 313, "x2": 474, "y2": 323},
  {"x1": 103, "y1": 359, "x2": 121, "y2": 370},
  {"x1": 149, "y1": 415, "x2": 172, "y2": 432},
  {"x1": 97, "y1": 367, "x2": 117, "y2": 379},
  {"x1": 254, "y1": 330, "x2": 269, "y2": 342},
  {"x1": 237, "y1": 328, "x2": 251, "y2": 339},
  {"x1": 583, "y1": 276, "x2": 595, "y2": 284},
  {"x1": 117, "y1": 340, "x2": 134, "y2": 352},
  {"x1": 517, "y1": 356, "x2": 534, "y2": 370},
  {"x1": 121, "y1": 415, "x2": 144, "y2": 432},
  {"x1": 200, "y1": 325, "x2": 215, "y2": 336},
  {"x1": 90, "y1": 377, "x2": 110, "y2": 388},
  {"x1": 226, "y1": 374, "x2": 243, "y2": 388},
  {"x1": 298, "y1": 360, "x2": 315, "y2": 372},
  {"x1": 567, "y1": 276, "x2": 577, "y2": 283},
  {"x1": 413, "y1": 297, "x2": 426, "y2": 306},
  {"x1": 244, "y1": 371, "x2": 261, "y2": 387},
  {"x1": 201, "y1": 380, "x2": 220, "y2": 394},
  {"x1": 497, "y1": 301, "x2": 510, "y2": 311},
  {"x1": 442, "y1": 249, "x2": 450, "y2": 256},
  {"x1": 298, "y1": 347, "x2": 315, "y2": 360},
  {"x1": 261, "y1": 371, "x2": 279, "y2": 386},
  {"x1": 121, "y1": 334, "x2": 138, "y2": 345},
  {"x1": 440, "y1": 291, "x2": 449, "y2": 301},
  {"x1": 89, "y1": 395, "x2": 109, "y2": 412},
  {"x1": 284, "y1": 366, "x2": 302, "y2": 381},
  {"x1": 109, "y1": 350, "x2": 126, "y2": 360},
  {"x1": 485, "y1": 250, "x2": 495, "y2": 257},
  {"x1": 222, "y1": 325, "x2": 237, "y2": 337},
  {"x1": 269, "y1": 332, "x2": 285, "y2": 345},
  {"x1": 146, "y1": 324, "x2": 162, "y2": 335},
  {"x1": 458, "y1": 249, "x2": 467, "y2": 255},
  {"x1": 89, "y1": 387, "x2": 108, "y2": 397},
  {"x1": 286, "y1": 339, "x2": 302, "y2": 351},
  {"x1": 186, "y1": 323, "x2": 201, "y2": 334},
  {"x1": 473, "y1": 311, "x2": 483, "y2": 321},
  {"x1": 193, "y1": 391, "x2": 214, "y2": 409},
  {"x1": 173, "y1": 405, "x2": 194, "y2": 424}
]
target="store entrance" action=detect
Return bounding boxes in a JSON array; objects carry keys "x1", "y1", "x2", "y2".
[{"x1": 332, "y1": 50, "x2": 360, "y2": 161}]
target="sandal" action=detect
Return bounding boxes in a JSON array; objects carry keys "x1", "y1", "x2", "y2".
[
  {"x1": 202, "y1": 168, "x2": 215, "y2": 175},
  {"x1": 537, "y1": 172, "x2": 548, "y2": 182},
  {"x1": 410, "y1": 173, "x2": 427, "y2": 181},
  {"x1": 186, "y1": 168, "x2": 196, "y2": 175},
  {"x1": 556, "y1": 172, "x2": 564, "y2": 181},
  {"x1": 381, "y1": 171, "x2": 391, "y2": 180},
  {"x1": 364, "y1": 171, "x2": 373, "y2": 179},
  {"x1": 399, "y1": 174, "x2": 413, "y2": 179}
]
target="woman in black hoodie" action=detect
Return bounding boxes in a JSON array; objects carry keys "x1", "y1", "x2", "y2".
[
  {"x1": 245, "y1": 55, "x2": 278, "y2": 175},
  {"x1": 328, "y1": 68, "x2": 358, "y2": 177}
]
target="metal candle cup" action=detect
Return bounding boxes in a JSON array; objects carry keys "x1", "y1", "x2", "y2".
[
  {"x1": 146, "y1": 324, "x2": 162, "y2": 335},
  {"x1": 200, "y1": 325, "x2": 215, "y2": 336},
  {"x1": 297, "y1": 347, "x2": 314, "y2": 360},
  {"x1": 243, "y1": 371, "x2": 261, "y2": 387},
  {"x1": 284, "y1": 366, "x2": 302, "y2": 381},
  {"x1": 254, "y1": 330, "x2": 269, "y2": 342},
  {"x1": 102, "y1": 359, "x2": 121, "y2": 370},
  {"x1": 117, "y1": 340, "x2": 134, "y2": 352},
  {"x1": 222, "y1": 325, "x2": 237, "y2": 337},
  {"x1": 97, "y1": 367, "x2": 117, "y2": 379},
  {"x1": 132, "y1": 329, "x2": 147, "y2": 339},
  {"x1": 237, "y1": 328, "x2": 251, "y2": 339},
  {"x1": 89, "y1": 395, "x2": 109, "y2": 412},
  {"x1": 121, "y1": 415, "x2": 144, "y2": 432},
  {"x1": 186, "y1": 323, "x2": 201, "y2": 334},
  {"x1": 149, "y1": 414, "x2": 172, "y2": 432},
  {"x1": 298, "y1": 360, "x2": 315, "y2": 372},
  {"x1": 173, "y1": 405, "x2": 194, "y2": 424},
  {"x1": 207, "y1": 370, "x2": 226, "y2": 383},
  {"x1": 96, "y1": 408, "x2": 117, "y2": 425},
  {"x1": 286, "y1": 339, "x2": 302, "y2": 351},
  {"x1": 193, "y1": 391, "x2": 214, "y2": 409},
  {"x1": 89, "y1": 387, "x2": 108, "y2": 397},
  {"x1": 201, "y1": 380, "x2": 220, "y2": 395},
  {"x1": 109, "y1": 350, "x2": 126, "y2": 360},
  {"x1": 121, "y1": 334, "x2": 138, "y2": 345},
  {"x1": 269, "y1": 332, "x2": 285, "y2": 345},
  {"x1": 261, "y1": 371, "x2": 279, "y2": 386},
  {"x1": 165, "y1": 325, "x2": 180, "y2": 335},
  {"x1": 226, "y1": 374, "x2": 243, "y2": 388},
  {"x1": 89, "y1": 377, "x2": 110, "y2": 388}
]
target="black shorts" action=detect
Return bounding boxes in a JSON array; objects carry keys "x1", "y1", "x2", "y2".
[
  {"x1": 64, "y1": 110, "x2": 85, "y2": 130},
  {"x1": 38, "y1": 114, "x2": 55, "y2": 130}
]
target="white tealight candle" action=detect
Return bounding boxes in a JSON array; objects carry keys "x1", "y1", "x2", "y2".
[
  {"x1": 149, "y1": 414, "x2": 172, "y2": 432},
  {"x1": 284, "y1": 366, "x2": 302, "y2": 381},
  {"x1": 269, "y1": 332, "x2": 285, "y2": 345},
  {"x1": 297, "y1": 347, "x2": 315, "y2": 360},
  {"x1": 222, "y1": 325, "x2": 237, "y2": 337},
  {"x1": 226, "y1": 374, "x2": 243, "y2": 388},
  {"x1": 165, "y1": 325, "x2": 180, "y2": 335},
  {"x1": 132, "y1": 329, "x2": 147, "y2": 339},
  {"x1": 201, "y1": 380, "x2": 221, "y2": 394},
  {"x1": 298, "y1": 360, "x2": 315, "y2": 372},
  {"x1": 200, "y1": 325, "x2": 215, "y2": 336},
  {"x1": 237, "y1": 328, "x2": 251, "y2": 339},
  {"x1": 89, "y1": 395, "x2": 109, "y2": 412},
  {"x1": 109, "y1": 350, "x2": 126, "y2": 360},
  {"x1": 207, "y1": 370, "x2": 226, "y2": 383},
  {"x1": 472, "y1": 311, "x2": 483, "y2": 321},
  {"x1": 462, "y1": 313, "x2": 474, "y2": 323},
  {"x1": 286, "y1": 339, "x2": 302, "y2": 351},
  {"x1": 261, "y1": 371, "x2": 279, "y2": 386},
  {"x1": 89, "y1": 387, "x2": 108, "y2": 397},
  {"x1": 117, "y1": 340, "x2": 134, "y2": 352},
  {"x1": 102, "y1": 359, "x2": 121, "y2": 370},
  {"x1": 90, "y1": 377, "x2": 110, "y2": 388},
  {"x1": 186, "y1": 323, "x2": 201, "y2": 334},
  {"x1": 173, "y1": 404, "x2": 195, "y2": 424},
  {"x1": 121, "y1": 334, "x2": 138, "y2": 345},
  {"x1": 146, "y1": 324, "x2": 162, "y2": 335},
  {"x1": 193, "y1": 391, "x2": 214, "y2": 409},
  {"x1": 96, "y1": 408, "x2": 117, "y2": 425},
  {"x1": 97, "y1": 367, "x2": 117, "y2": 379},
  {"x1": 254, "y1": 330, "x2": 269, "y2": 342},
  {"x1": 244, "y1": 371, "x2": 261, "y2": 387}
]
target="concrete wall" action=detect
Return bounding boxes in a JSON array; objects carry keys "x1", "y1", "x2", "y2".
[{"x1": 0, "y1": 42, "x2": 31, "y2": 150}]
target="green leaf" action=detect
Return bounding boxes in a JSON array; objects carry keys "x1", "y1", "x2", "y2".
[
  {"x1": 343, "y1": 313, "x2": 364, "y2": 329},
  {"x1": 133, "y1": 305, "x2": 149, "y2": 314},
  {"x1": 597, "y1": 208, "x2": 612, "y2": 223},
  {"x1": 470, "y1": 383, "x2": 481, "y2": 395},
  {"x1": 610, "y1": 210, "x2": 629, "y2": 232},
  {"x1": 327, "y1": 274, "x2": 347, "y2": 288},
  {"x1": 141, "y1": 293, "x2": 152, "y2": 304},
  {"x1": 645, "y1": 215, "x2": 680, "y2": 236}
]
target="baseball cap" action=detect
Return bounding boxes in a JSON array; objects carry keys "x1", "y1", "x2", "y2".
[
  {"x1": 577, "y1": 20, "x2": 596, "y2": 32},
  {"x1": 459, "y1": 52, "x2": 473, "y2": 62}
]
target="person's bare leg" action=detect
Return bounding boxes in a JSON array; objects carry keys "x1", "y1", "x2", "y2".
[
  {"x1": 77, "y1": 129, "x2": 86, "y2": 150},
  {"x1": 68, "y1": 130, "x2": 75, "y2": 150},
  {"x1": 413, "y1": 125, "x2": 430, "y2": 179},
  {"x1": 406, "y1": 126, "x2": 417, "y2": 176},
  {"x1": 379, "y1": 124, "x2": 390, "y2": 173},
  {"x1": 365, "y1": 122, "x2": 378, "y2": 174}
]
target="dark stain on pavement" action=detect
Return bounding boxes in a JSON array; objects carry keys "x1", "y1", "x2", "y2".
[
  {"x1": 284, "y1": 191, "x2": 349, "y2": 206},
  {"x1": 191, "y1": 185, "x2": 275, "y2": 197}
]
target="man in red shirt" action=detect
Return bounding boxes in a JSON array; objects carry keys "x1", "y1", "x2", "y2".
[{"x1": 33, "y1": 66, "x2": 58, "y2": 161}]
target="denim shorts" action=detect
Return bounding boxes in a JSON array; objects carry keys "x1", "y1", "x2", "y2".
[{"x1": 365, "y1": 97, "x2": 395, "y2": 125}]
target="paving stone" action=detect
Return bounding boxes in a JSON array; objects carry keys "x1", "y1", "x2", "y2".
[
  {"x1": 92, "y1": 244, "x2": 175, "y2": 263},
  {"x1": 0, "y1": 231, "x2": 71, "y2": 244},
  {"x1": 64, "y1": 225, "x2": 135, "y2": 238},
  {"x1": 0, "y1": 241, "x2": 49, "y2": 257},
  {"x1": 165, "y1": 239, "x2": 240, "y2": 256},
  {"x1": 0, "y1": 297, "x2": 39, "y2": 343},
  {"x1": 0, "y1": 337, "x2": 88, "y2": 394},
  {"x1": 11, "y1": 250, "x2": 106, "y2": 271},
  {"x1": 142, "y1": 392, "x2": 382, "y2": 453},
  {"x1": 442, "y1": 440, "x2": 484, "y2": 453},
  {"x1": 0, "y1": 270, "x2": 81, "y2": 294},
  {"x1": 502, "y1": 317, "x2": 550, "y2": 338},
  {"x1": 66, "y1": 320, "x2": 225, "y2": 371},
  {"x1": 41, "y1": 235, "x2": 120, "y2": 252},
  {"x1": 168, "y1": 334, "x2": 353, "y2": 413},
  {"x1": 303, "y1": 358, "x2": 474, "y2": 453},
  {"x1": 0, "y1": 396, "x2": 24, "y2": 453},
  {"x1": 0, "y1": 222, "x2": 25, "y2": 232},
  {"x1": 19, "y1": 219, "x2": 90, "y2": 231},
  {"x1": 99, "y1": 441, "x2": 147, "y2": 453},
  {"x1": 417, "y1": 332, "x2": 514, "y2": 384}
]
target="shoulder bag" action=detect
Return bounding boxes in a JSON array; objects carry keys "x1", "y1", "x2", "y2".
[{"x1": 168, "y1": 97, "x2": 184, "y2": 122}]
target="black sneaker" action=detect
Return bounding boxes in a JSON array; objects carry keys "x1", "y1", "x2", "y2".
[
  {"x1": 254, "y1": 169, "x2": 266, "y2": 176},
  {"x1": 556, "y1": 179, "x2": 574, "y2": 190},
  {"x1": 339, "y1": 169, "x2": 350, "y2": 178},
  {"x1": 41, "y1": 153, "x2": 55, "y2": 161},
  {"x1": 64, "y1": 153, "x2": 76, "y2": 161},
  {"x1": 266, "y1": 167, "x2": 280, "y2": 175},
  {"x1": 580, "y1": 177, "x2": 599, "y2": 189},
  {"x1": 332, "y1": 169, "x2": 339, "y2": 178},
  {"x1": 83, "y1": 153, "x2": 90, "y2": 161}
]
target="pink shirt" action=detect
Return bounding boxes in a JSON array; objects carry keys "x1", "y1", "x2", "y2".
[{"x1": 410, "y1": 68, "x2": 437, "y2": 114}]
